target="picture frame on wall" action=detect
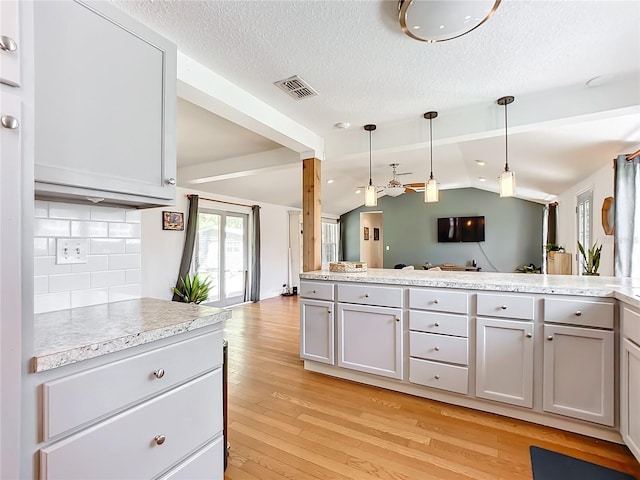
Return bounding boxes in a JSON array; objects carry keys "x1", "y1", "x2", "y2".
[
  {"x1": 363, "y1": 226, "x2": 369, "y2": 240},
  {"x1": 373, "y1": 227, "x2": 379, "y2": 241},
  {"x1": 162, "y1": 211, "x2": 184, "y2": 231}
]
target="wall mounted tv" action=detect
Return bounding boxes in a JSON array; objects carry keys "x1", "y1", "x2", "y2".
[{"x1": 437, "y1": 216, "x2": 485, "y2": 242}]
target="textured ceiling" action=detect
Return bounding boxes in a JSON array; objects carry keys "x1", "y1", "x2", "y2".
[{"x1": 111, "y1": 0, "x2": 640, "y2": 215}]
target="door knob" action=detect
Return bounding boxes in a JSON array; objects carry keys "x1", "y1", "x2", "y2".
[
  {"x1": 154, "y1": 434, "x2": 166, "y2": 445},
  {"x1": 500, "y1": 305, "x2": 508, "y2": 310},
  {"x1": 574, "y1": 311, "x2": 582, "y2": 316},
  {"x1": 1, "y1": 115, "x2": 19, "y2": 129},
  {"x1": 153, "y1": 368, "x2": 165, "y2": 379},
  {"x1": 526, "y1": 333, "x2": 532, "y2": 338},
  {"x1": 0, "y1": 35, "x2": 17, "y2": 52},
  {"x1": 166, "y1": 177, "x2": 176, "y2": 185},
  {"x1": 547, "y1": 336, "x2": 553, "y2": 341}
]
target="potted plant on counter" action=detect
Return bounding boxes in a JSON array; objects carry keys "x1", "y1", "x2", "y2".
[
  {"x1": 173, "y1": 272, "x2": 212, "y2": 304},
  {"x1": 578, "y1": 241, "x2": 602, "y2": 276}
]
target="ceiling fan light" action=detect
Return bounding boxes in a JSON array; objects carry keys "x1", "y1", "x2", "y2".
[
  {"x1": 364, "y1": 184, "x2": 378, "y2": 206},
  {"x1": 425, "y1": 177, "x2": 439, "y2": 203},
  {"x1": 499, "y1": 169, "x2": 516, "y2": 197},
  {"x1": 385, "y1": 186, "x2": 405, "y2": 197}
]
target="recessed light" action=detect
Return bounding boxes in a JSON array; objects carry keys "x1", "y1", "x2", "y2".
[
  {"x1": 413, "y1": 25, "x2": 420, "y2": 29},
  {"x1": 439, "y1": 25, "x2": 445, "y2": 29},
  {"x1": 327, "y1": 179, "x2": 334, "y2": 184},
  {"x1": 478, "y1": 177, "x2": 487, "y2": 182},
  {"x1": 334, "y1": 122, "x2": 350, "y2": 129},
  {"x1": 355, "y1": 189, "x2": 361, "y2": 194},
  {"x1": 475, "y1": 160, "x2": 486, "y2": 166}
]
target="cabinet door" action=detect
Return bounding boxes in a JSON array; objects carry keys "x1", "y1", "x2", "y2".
[
  {"x1": 300, "y1": 299, "x2": 334, "y2": 365},
  {"x1": 337, "y1": 303, "x2": 403, "y2": 380},
  {"x1": 543, "y1": 324, "x2": 613, "y2": 426},
  {"x1": 476, "y1": 318, "x2": 534, "y2": 408},
  {"x1": 0, "y1": 0, "x2": 20, "y2": 87},
  {"x1": 622, "y1": 338, "x2": 640, "y2": 462},
  {"x1": 33, "y1": 0, "x2": 176, "y2": 205},
  {"x1": 157, "y1": 437, "x2": 224, "y2": 480}
]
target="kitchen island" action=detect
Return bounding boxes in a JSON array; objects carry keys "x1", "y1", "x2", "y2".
[
  {"x1": 298, "y1": 269, "x2": 640, "y2": 460},
  {"x1": 29, "y1": 298, "x2": 230, "y2": 480}
]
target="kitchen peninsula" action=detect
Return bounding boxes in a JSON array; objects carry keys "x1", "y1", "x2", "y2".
[{"x1": 299, "y1": 269, "x2": 640, "y2": 462}]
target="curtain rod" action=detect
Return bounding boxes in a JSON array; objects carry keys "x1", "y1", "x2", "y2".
[
  {"x1": 626, "y1": 148, "x2": 640, "y2": 161},
  {"x1": 187, "y1": 194, "x2": 255, "y2": 209}
]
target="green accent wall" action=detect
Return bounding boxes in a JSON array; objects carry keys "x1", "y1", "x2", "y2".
[{"x1": 340, "y1": 188, "x2": 544, "y2": 272}]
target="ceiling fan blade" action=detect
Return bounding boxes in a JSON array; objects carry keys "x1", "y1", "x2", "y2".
[
  {"x1": 404, "y1": 188, "x2": 417, "y2": 193},
  {"x1": 404, "y1": 182, "x2": 426, "y2": 188}
]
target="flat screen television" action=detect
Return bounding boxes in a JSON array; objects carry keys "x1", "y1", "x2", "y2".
[{"x1": 437, "y1": 216, "x2": 485, "y2": 242}]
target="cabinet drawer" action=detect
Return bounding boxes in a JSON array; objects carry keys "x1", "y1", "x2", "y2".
[
  {"x1": 410, "y1": 332, "x2": 468, "y2": 365},
  {"x1": 0, "y1": 0, "x2": 20, "y2": 87},
  {"x1": 338, "y1": 283, "x2": 403, "y2": 308},
  {"x1": 40, "y1": 369, "x2": 222, "y2": 480},
  {"x1": 623, "y1": 305, "x2": 640, "y2": 346},
  {"x1": 157, "y1": 436, "x2": 223, "y2": 480},
  {"x1": 43, "y1": 330, "x2": 222, "y2": 440},
  {"x1": 544, "y1": 297, "x2": 614, "y2": 329},
  {"x1": 409, "y1": 311, "x2": 468, "y2": 337},
  {"x1": 477, "y1": 293, "x2": 534, "y2": 320},
  {"x1": 409, "y1": 288, "x2": 468, "y2": 314},
  {"x1": 409, "y1": 358, "x2": 468, "y2": 395},
  {"x1": 300, "y1": 281, "x2": 334, "y2": 301}
]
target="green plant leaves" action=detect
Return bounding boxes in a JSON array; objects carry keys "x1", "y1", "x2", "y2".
[
  {"x1": 578, "y1": 241, "x2": 602, "y2": 274},
  {"x1": 173, "y1": 273, "x2": 213, "y2": 304}
]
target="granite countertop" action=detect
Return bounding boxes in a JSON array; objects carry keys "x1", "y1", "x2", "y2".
[
  {"x1": 33, "y1": 297, "x2": 231, "y2": 373},
  {"x1": 300, "y1": 269, "x2": 640, "y2": 308}
]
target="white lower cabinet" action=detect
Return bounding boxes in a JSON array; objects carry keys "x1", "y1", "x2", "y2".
[
  {"x1": 300, "y1": 299, "x2": 334, "y2": 364},
  {"x1": 158, "y1": 437, "x2": 224, "y2": 480},
  {"x1": 476, "y1": 317, "x2": 534, "y2": 408},
  {"x1": 337, "y1": 303, "x2": 403, "y2": 380},
  {"x1": 542, "y1": 324, "x2": 614, "y2": 426},
  {"x1": 622, "y1": 338, "x2": 640, "y2": 461}
]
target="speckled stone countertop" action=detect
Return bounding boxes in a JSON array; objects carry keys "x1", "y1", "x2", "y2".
[
  {"x1": 300, "y1": 269, "x2": 640, "y2": 308},
  {"x1": 33, "y1": 298, "x2": 231, "y2": 373}
]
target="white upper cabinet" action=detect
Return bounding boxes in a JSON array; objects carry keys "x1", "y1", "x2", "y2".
[
  {"x1": 33, "y1": 0, "x2": 177, "y2": 207},
  {"x1": 0, "y1": 0, "x2": 21, "y2": 87}
]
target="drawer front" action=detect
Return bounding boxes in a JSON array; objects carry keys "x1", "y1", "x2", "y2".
[
  {"x1": 409, "y1": 288, "x2": 468, "y2": 314},
  {"x1": 410, "y1": 331, "x2": 468, "y2": 365},
  {"x1": 157, "y1": 436, "x2": 223, "y2": 480},
  {"x1": 409, "y1": 311, "x2": 468, "y2": 337},
  {"x1": 623, "y1": 305, "x2": 640, "y2": 346},
  {"x1": 299, "y1": 281, "x2": 334, "y2": 301},
  {"x1": 477, "y1": 293, "x2": 534, "y2": 320},
  {"x1": 544, "y1": 297, "x2": 614, "y2": 329},
  {"x1": 40, "y1": 369, "x2": 222, "y2": 480},
  {"x1": 338, "y1": 283, "x2": 403, "y2": 308},
  {"x1": 43, "y1": 330, "x2": 223, "y2": 440},
  {"x1": 409, "y1": 357, "x2": 468, "y2": 394}
]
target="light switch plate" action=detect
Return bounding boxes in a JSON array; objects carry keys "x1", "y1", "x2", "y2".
[{"x1": 56, "y1": 238, "x2": 88, "y2": 264}]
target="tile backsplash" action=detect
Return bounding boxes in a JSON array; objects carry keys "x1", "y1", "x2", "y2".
[{"x1": 34, "y1": 201, "x2": 141, "y2": 314}]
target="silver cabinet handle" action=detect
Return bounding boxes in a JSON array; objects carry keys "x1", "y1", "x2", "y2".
[
  {"x1": 166, "y1": 177, "x2": 176, "y2": 185},
  {"x1": 547, "y1": 336, "x2": 553, "y2": 341},
  {"x1": 395, "y1": 317, "x2": 400, "y2": 322},
  {"x1": 434, "y1": 322, "x2": 440, "y2": 327},
  {"x1": 0, "y1": 35, "x2": 17, "y2": 52},
  {"x1": 1, "y1": 115, "x2": 19, "y2": 129},
  {"x1": 526, "y1": 333, "x2": 532, "y2": 338},
  {"x1": 434, "y1": 346, "x2": 440, "y2": 351},
  {"x1": 154, "y1": 434, "x2": 166, "y2": 446},
  {"x1": 364, "y1": 293, "x2": 369, "y2": 298},
  {"x1": 312, "y1": 290, "x2": 316, "y2": 294},
  {"x1": 327, "y1": 310, "x2": 331, "y2": 314},
  {"x1": 153, "y1": 368, "x2": 165, "y2": 379},
  {"x1": 433, "y1": 299, "x2": 439, "y2": 304},
  {"x1": 575, "y1": 311, "x2": 582, "y2": 316},
  {"x1": 501, "y1": 305, "x2": 508, "y2": 310},
  {"x1": 434, "y1": 374, "x2": 440, "y2": 380}
]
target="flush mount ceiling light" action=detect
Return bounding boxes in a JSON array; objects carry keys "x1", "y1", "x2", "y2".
[
  {"x1": 424, "y1": 111, "x2": 439, "y2": 203},
  {"x1": 497, "y1": 95, "x2": 516, "y2": 198},
  {"x1": 364, "y1": 124, "x2": 378, "y2": 207},
  {"x1": 398, "y1": 0, "x2": 501, "y2": 43}
]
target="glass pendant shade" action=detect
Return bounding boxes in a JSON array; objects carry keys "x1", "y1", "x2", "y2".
[
  {"x1": 385, "y1": 186, "x2": 405, "y2": 197},
  {"x1": 425, "y1": 177, "x2": 439, "y2": 202},
  {"x1": 364, "y1": 184, "x2": 378, "y2": 206},
  {"x1": 499, "y1": 169, "x2": 516, "y2": 197}
]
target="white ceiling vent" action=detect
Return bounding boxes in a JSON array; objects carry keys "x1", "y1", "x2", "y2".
[{"x1": 274, "y1": 75, "x2": 318, "y2": 100}]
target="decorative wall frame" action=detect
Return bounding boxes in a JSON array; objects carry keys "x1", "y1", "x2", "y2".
[
  {"x1": 363, "y1": 226, "x2": 369, "y2": 240},
  {"x1": 373, "y1": 227, "x2": 380, "y2": 241},
  {"x1": 163, "y1": 211, "x2": 184, "y2": 230}
]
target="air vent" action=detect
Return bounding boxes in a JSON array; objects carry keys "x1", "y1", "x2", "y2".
[{"x1": 274, "y1": 75, "x2": 318, "y2": 100}]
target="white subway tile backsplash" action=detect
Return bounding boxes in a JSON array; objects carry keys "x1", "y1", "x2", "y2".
[
  {"x1": 90, "y1": 206, "x2": 126, "y2": 222},
  {"x1": 71, "y1": 255, "x2": 109, "y2": 273},
  {"x1": 71, "y1": 288, "x2": 109, "y2": 309},
  {"x1": 49, "y1": 202, "x2": 91, "y2": 220},
  {"x1": 71, "y1": 221, "x2": 108, "y2": 238},
  {"x1": 125, "y1": 209, "x2": 141, "y2": 223},
  {"x1": 34, "y1": 219, "x2": 70, "y2": 237},
  {"x1": 34, "y1": 292, "x2": 71, "y2": 314},
  {"x1": 34, "y1": 257, "x2": 72, "y2": 276},
  {"x1": 126, "y1": 269, "x2": 141, "y2": 284},
  {"x1": 34, "y1": 238, "x2": 49, "y2": 257},
  {"x1": 125, "y1": 239, "x2": 141, "y2": 254},
  {"x1": 34, "y1": 276, "x2": 49, "y2": 295},
  {"x1": 91, "y1": 270, "x2": 126, "y2": 288},
  {"x1": 91, "y1": 238, "x2": 126, "y2": 255},
  {"x1": 49, "y1": 273, "x2": 91, "y2": 293},
  {"x1": 109, "y1": 284, "x2": 141, "y2": 303},
  {"x1": 109, "y1": 222, "x2": 141, "y2": 238},
  {"x1": 34, "y1": 200, "x2": 49, "y2": 218},
  {"x1": 109, "y1": 254, "x2": 141, "y2": 270}
]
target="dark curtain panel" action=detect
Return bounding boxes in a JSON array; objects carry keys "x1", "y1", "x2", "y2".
[
  {"x1": 338, "y1": 218, "x2": 344, "y2": 261},
  {"x1": 172, "y1": 195, "x2": 199, "y2": 301},
  {"x1": 250, "y1": 205, "x2": 261, "y2": 302},
  {"x1": 614, "y1": 154, "x2": 640, "y2": 277},
  {"x1": 547, "y1": 202, "x2": 558, "y2": 245}
]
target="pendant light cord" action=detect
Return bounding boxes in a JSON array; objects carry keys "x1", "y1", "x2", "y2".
[
  {"x1": 504, "y1": 101, "x2": 509, "y2": 172},
  {"x1": 368, "y1": 129, "x2": 373, "y2": 186},
  {"x1": 429, "y1": 117, "x2": 434, "y2": 180}
]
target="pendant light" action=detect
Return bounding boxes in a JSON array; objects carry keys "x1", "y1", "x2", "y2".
[
  {"x1": 497, "y1": 95, "x2": 516, "y2": 198},
  {"x1": 424, "y1": 111, "x2": 439, "y2": 203},
  {"x1": 364, "y1": 124, "x2": 378, "y2": 207}
]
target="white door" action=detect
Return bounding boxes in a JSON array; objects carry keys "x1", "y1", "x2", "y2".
[
  {"x1": 476, "y1": 318, "x2": 534, "y2": 408},
  {"x1": 622, "y1": 338, "x2": 640, "y2": 462},
  {"x1": 300, "y1": 299, "x2": 334, "y2": 364}
]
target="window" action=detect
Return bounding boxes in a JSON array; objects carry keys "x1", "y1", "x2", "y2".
[
  {"x1": 321, "y1": 220, "x2": 339, "y2": 269},
  {"x1": 576, "y1": 189, "x2": 593, "y2": 273}
]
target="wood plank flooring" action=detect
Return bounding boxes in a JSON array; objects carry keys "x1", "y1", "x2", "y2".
[{"x1": 223, "y1": 296, "x2": 640, "y2": 480}]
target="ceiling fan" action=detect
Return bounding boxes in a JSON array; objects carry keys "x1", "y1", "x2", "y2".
[{"x1": 384, "y1": 163, "x2": 424, "y2": 196}]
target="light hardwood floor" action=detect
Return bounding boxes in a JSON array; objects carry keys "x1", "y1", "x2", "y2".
[{"x1": 223, "y1": 296, "x2": 640, "y2": 480}]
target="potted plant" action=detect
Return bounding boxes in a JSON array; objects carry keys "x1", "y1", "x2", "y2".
[
  {"x1": 578, "y1": 241, "x2": 602, "y2": 276},
  {"x1": 546, "y1": 243, "x2": 564, "y2": 253},
  {"x1": 173, "y1": 272, "x2": 212, "y2": 304}
]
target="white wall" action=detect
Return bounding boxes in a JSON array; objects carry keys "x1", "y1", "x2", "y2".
[
  {"x1": 141, "y1": 187, "x2": 292, "y2": 302},
  {"x1": 556, "y1": 162, "x2": 615, "y2": 276}
]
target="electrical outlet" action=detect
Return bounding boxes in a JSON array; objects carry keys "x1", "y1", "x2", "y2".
[{"x1": 56, "y1": 238, "x2": 88, "y2": 264}]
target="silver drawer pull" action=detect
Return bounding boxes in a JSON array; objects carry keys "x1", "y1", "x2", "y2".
[
  {"x1": 1, "y1": 115, "x2": 19, "y2": 129},
  {"x1": 575, "y1": 311, "x2": 582, "y2": 316},
  {"x1": 364, "y1": 293, "x2": 369, "y2": 298},
  {"x1": 0, "y1": 35, "x2": 17, "y2": 52},
  {"x1": 153, "y1": 369, "x2": 165, "y2": 379},
  {"x1": 526, "y1": 333, "x2": 532, "y2": 338},
  {"x1": 395, "y1": 317, "x2": 400, "y2": 322},
  {"x1": 327, "y1": 310, "x2": 331, "y2": 314},
  {"x1": 500, "y1": 305, "x2": 508, "y2": 310},
  {"x1": 433, "y1": 299, "x2": 439, "y2": 304},
  {"x1": 166, "y1": 177, "x2": 176, "y2": 185},
  {"x1": 434, "y1": 374, "x2": 440, "y2": 380},
  {"x1": 312, "y1": 290, "x2": 316, "y2": 294},
  {"x1": 547, "y1": 336, "x2": 553, "y2": 341},
  {"x1": 434, "y1": 346, "x2": 440, "y2": 351},
  {"x1": 154, "y1": 434, "x2": 166, "y2": 446},
  {"x1": 434, "y1": 322, "x2": 440, "y2": 327}
]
